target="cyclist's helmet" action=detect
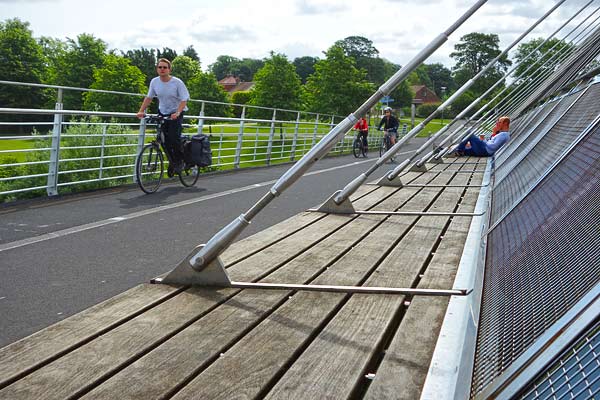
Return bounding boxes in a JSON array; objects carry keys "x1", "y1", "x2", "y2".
[{"x1": 383, "y1": 106, "x2": 392, "y2": 112}]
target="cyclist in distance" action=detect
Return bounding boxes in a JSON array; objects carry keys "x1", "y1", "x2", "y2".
[
  {"x1": 353, "y1": 115, "x2": 369, "y2": 154},
  {"x1": 137, "y1": 58, "x2": 190, "y2": 176},
  {"x1": 378, "y1": 106, "x2": 399, "y2": 146}
]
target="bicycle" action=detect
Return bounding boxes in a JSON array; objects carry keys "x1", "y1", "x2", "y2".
[
  {"x1": 352, "y1": 130, "x2": 368, "y2": 158},
  {"x1": 379, "y1": 129, "x2": 397, "y2": 162},
  {"x1": 135, "y1": 115, "x2": 199, "y2": 194}
]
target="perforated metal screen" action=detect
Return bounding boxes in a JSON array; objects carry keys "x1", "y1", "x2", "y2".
[
  {"x1": 491, "y1": 83, "x2": 600, "y2": 226},
  {"x1": 516, "y1": 320, "x2": 600, "y2": 400},
  {"x1": 470, "y1": 122, "x2": 600, "y2": 398}
]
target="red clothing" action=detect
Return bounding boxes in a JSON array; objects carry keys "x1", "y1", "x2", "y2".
[{"x1": 354, "y1": 118, "x2": 368, "y2": 131}]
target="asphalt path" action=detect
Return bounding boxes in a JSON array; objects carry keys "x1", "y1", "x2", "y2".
[{"x1": 0, "y1": 139, "x2": 428, "y2": 347}]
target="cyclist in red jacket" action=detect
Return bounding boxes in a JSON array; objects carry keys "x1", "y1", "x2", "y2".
[{"x1": 353, "y1": 116, "x2": 369, "y2": 152}]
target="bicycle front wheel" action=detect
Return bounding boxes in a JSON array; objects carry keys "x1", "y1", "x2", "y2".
[
  {"x1": 179, "y1": 164, "x2": 199, "y2": 187},
  {"x1": 379, "y1": 138, "x2": 386, "y2": 157},
  {"x1": 352, "y1": 139, "x2": 361, "y2": 158},
  {"x1": 136, "y1": 144, "x2": 163, "y2": 194}
]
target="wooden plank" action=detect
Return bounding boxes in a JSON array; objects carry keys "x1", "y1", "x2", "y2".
[
  {"x1": 364, "y1": 174, "x2": 483, "y2": 399},
  {"x1": 81, "y1": 189, "x2": 415, "y2": 400},
  {"x1": 166, "y1": 171, "x2": 456, "y2": 399},
  {"x1": 0, "y1": 184, "x2": 405, "y2": 400},
  {"x1": 0, "y1": 283, "x2": 180, "y2": 390},
  {"x1": 262, "y1": 171, "x2": 474, "y2": 399}
]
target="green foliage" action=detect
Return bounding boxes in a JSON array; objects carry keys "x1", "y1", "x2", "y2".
[
  {"x1": 335, "y1": 36, "x2": 385, "y2": 84},
  {"x1": 182, "y1": 45, "x2": 200, "y2": 62},
  {"x1": 209, "y1": 55, "x2": 264, "y2": 82},
  {"x1": 451, "y1": 32, "x2": 511, "y2": 95},
  {"x1": 0, "y1": 19, "x2": 48, "y2": 111},
  {"x1": 172, "y1": 55, "x2": 201, "y2": 84},
  {"x1": 513, "y1": 38, "x2": 573, "y2": 84},
  {"x1": 83, "y1": 54, "x2": 146, "y2": 112},
  {"x1": 424, "y1": 63, "x2": 455, "y2": 95},
  {"x1": 390, "y1": 81, "x2": 413, "y2": 108},
  {"x1": 249, "y1": 52, "x2": 302, "y2": 120},
  {"x1": 407, "y1": 65, "x2": 433, "y2": 89},
  {"x1": 293, "y1": 56, "x2": 319, "y2": 84},
  {"x1": 449, "y1": 90, "x2": 477, "y2": 117},
  {"x1": 156, "y1": 47, "x2": 177, "y2": 61},
  {"x1": 304, "y1": 45, "x2": 374, "y2": 115},
  {"x1": 122, "y1": 47, "x2": 157, "y2": 86},
  {"x1": 231, "y1": 91, "x2": 252, "y2": 118},
  {"x1": 416, "y1": 103, "x2": 440, "y2": 118},
  {"x1": 187, "y1": 72, "x2": 231, "y2": 117}
]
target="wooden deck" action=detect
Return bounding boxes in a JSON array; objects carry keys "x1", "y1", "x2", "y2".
[{"x1": 0, "y1": 158, "x2": 486, "y2": 400}]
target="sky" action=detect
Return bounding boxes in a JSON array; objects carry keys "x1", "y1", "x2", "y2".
[{"x1": 1, "y1": 0, "x2": 596, "y2": 70}]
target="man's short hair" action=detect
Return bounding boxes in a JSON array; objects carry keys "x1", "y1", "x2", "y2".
[{"x1": 157, "y1": 58, "x2": 172, "y2": 69}]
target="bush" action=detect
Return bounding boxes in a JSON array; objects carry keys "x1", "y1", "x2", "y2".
[
  {"x1": 416, "y1": 103, "x2": 441, "y2": 118},
  {"x1": 231, "y1": 91, "x2": 252, "y2": 118}
]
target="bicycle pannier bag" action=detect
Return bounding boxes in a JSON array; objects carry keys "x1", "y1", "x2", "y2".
[{"x1": 190, "y1": 134, "x2": 212, "y2": 167}]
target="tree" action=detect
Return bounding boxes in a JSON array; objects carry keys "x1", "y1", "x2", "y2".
[
  {"x1": 52, "y1": 33, "x2": 107, "y2": 109},
  {"x1": 183, "y1": 45, "x2": 200, "y2": 62},
  {"x1": 250, "y1": 52, "x2": 302, "y2": 119},
  {"x1": 513, "y1": 38, "x2": 573, "y2": 84},
  {"x1": 424, "y1": 63, "x2": 455, "y2": 96},
  {"x1": 335, "y1": 36, "x2": 386, "y2": 84},
  {"x1": 122, "y1": 47, "x2": 157, "y2": 86},
  {"x1": 156, "y1": 47, "x2": 177, "y2": 61},
  {"x1": 293, "y1": 56, "x2": 318, "y2": 84},
  {"x1": 209, "y1": 55, "x2": 240, "y2": 80},
  {"x1": 379, "y1": 60, "x2": 413, "y2": 108},
  {"x1": 83, "y1": 54, "x2": 146, "y2": 112},
  {"x1": 0, "y1": 18, "x2": 48, "y2": 128},
  {"x1": 171, "y1": 55, "x2": 201, "y2": 84},
  {"x1": 304, "y1": 45, "x2": 374, "y2": 116},
  {"x1": 407, "y1": 64, "x2": 433, "y2": 89},
  {"x1": 187, "y1": 72, "x2": 231, "y2": 117},
  {"x1": 450, "y1": 32, "x2": 511, "y2": 95}
]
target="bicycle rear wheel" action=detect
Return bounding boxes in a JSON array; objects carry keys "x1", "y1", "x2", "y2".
[
  {"x1": 179, "y1": 164, "x2": 199, "y2": 187},
  {"x1": 136, "y1": 144, "x2": 163, "y2": 194},
  {"x1": 352, "y1": 139, "x2": 361, "y2": 158}
]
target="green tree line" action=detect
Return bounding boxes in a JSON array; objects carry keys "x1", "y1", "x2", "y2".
[{"x1": 1, "y1": 18, "x2": 573, "y2": 122}]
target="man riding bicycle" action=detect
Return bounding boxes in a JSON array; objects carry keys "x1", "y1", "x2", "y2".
[
  {"x1": 378, "y1": 106, "x2": 399, "y2": 146},
  {"x1": 136, "y1": 58, "x2": 190, "y2": 177}
]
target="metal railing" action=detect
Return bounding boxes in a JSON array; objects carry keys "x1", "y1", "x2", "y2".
[{"x1": 0, "y1": 87, "x2": 386, "y2": 201}]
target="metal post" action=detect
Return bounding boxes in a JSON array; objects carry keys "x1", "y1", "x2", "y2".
[
  {"x1": 234, "y1": 106, "x2": 245, "y2": 168},
  {"x1": 197, "y1": 101, "x2": 205, "y2": 134},
  {"x1": 312, "y1": 114, "x2": 319, "y2": 147},
  {"x1": 47, "y1": 88, "x2": 63, "y2": 196},
  {"x1": 134, "y1": 118, "x2": 147, "y2": 183},
  {"x1": 290, "y1": 111, "x2": 300, "y2": 161},
  {"x1": 99, "y1": 124, "x2": 107, "y2": 180},
  {"x1": 266, "y1": 109, "x2": 276, "y2": 165},
  {"x1": 411, "y1": 103, "x2": 416, "y2": 129}
]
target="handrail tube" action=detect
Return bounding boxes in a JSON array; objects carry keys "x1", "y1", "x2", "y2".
[
  {"x1": 373, "y1": 0, "x2": 569, "y2": 182},
  {"x1": 414, "y1": 3, "x2": 600, "y2": 166},
  {"x1": 186, "y1": 0, "x2": 488, "y2": 270}
]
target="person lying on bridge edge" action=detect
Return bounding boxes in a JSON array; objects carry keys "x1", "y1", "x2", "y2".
[
  {"x1": 136, "y1": 58, "x2": 190, "y2": 177},
  {"x1": 449, "y1": 116, "x2": 511, "y2": 157}
]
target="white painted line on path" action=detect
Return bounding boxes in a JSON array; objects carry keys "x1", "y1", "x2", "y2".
[{"x1": 1, "y1": 155, "x2": 412, "y2": 253}]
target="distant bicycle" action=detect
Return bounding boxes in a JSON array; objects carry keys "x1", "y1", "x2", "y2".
[
  {"x1": 352, "y1": 130, "x2": 368, "y2": 158},
  {"x1": 135, "y1": 115, "x2": 199, "y2": 194},
  {"x1": 379, "y1": 129, "x2": 397, "y2": 162}
]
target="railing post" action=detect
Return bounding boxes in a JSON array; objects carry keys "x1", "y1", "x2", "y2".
[
  {"x1": 234, "y1": 106, "x2": 246, "y2": 168},
  {"x1": 197, "y1": 101, "x2": 205, "y2": 134},
  {"x1": 47, "y1": 88, "x2": 63, "y2": 196},
  {"x1": 290, "y1": 111, "x2": 300, "y2": 161},
  {"x1": 266, "y1": 109, "x2": 276, "y2": 165},
  {"x1": 134, "y1": 118, "x2": 147, "y2": 183},
  {"x1": 99, "y1": 124, "x2": 107, "y2": 180},
  {"x1": 312, "y1": 114, "x2": 319, "y2": 147}
]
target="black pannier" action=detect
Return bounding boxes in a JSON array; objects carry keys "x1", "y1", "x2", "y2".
[{"x1": 183, "y1": 134, "x2": 212, "y2": 167}]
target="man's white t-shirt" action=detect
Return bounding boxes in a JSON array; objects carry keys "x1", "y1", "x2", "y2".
[{"x1": 147, "y1": 76, "x2": 190, "y2": 115}]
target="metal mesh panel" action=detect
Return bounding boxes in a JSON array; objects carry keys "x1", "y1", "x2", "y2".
[
  {"x1": 495, "y1": 92, "x2": 580, "y2": 169},
  {"x1": 491, "y1": 83, "x2": 600, "y2": 226},
  {"x1": 470, "y1": 124, "x2": 600, "y2": 398},
  {"x1": 515, "y1": 320, "x2": 600, "y2": 400}
]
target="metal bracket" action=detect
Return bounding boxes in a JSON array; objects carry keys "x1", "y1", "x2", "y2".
[
  {"x1": 314, "y1": 190, "x2": 356, "y2": 214},
  {"x1": 410, "y1": 163, "x2": 429, "y2": 173},
  {"x1": 153, "y1": 244, "x2": 232, "y2": 287},
  {"x1": 374, "y1": 174, "x2": 404, "y2": 187}
]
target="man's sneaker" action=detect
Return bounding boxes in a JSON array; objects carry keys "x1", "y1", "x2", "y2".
[{"x1": 167, "y1": 165, "x2": 175, "y2": 177}]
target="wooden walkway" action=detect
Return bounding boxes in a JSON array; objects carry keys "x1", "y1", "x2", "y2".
[{"x1": 0, "y1": 157, "x2": 486, "y2": 400}]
